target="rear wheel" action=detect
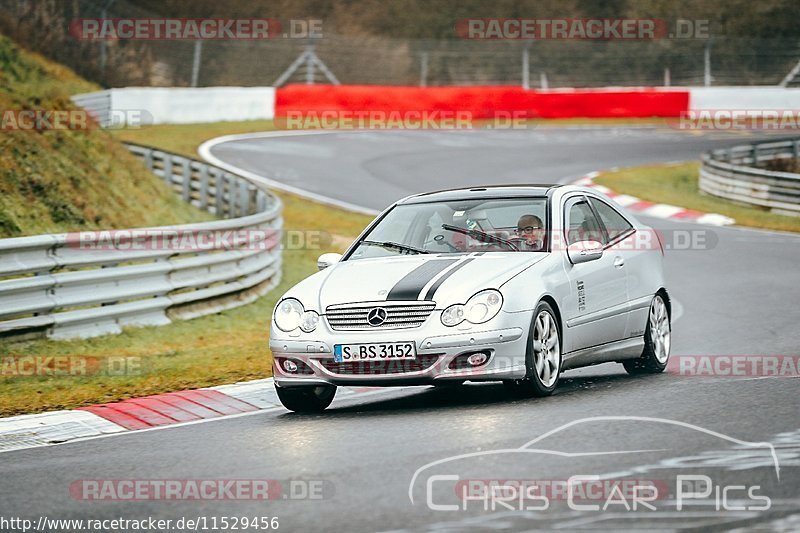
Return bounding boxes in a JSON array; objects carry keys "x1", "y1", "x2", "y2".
[
  {"x1": 276, "y1": 384, "x2": 336, "y2": 413},
  {"x1": 623, "y1": 294, "x2": 671, "y2": 375},
  {"x1": 504, "y1": 301, "x2": 561, "y2": 398}
]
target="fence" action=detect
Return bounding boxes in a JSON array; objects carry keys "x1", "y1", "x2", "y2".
[
  {"x1": 700, "y1": 138, "x2": 800, "y2": 216},
  {"x1": 0, "y1": 144, "x2": 283, "y2": 341},
  {"x1": 3, "y1": 0, "x2": 800, "y2": 88}
]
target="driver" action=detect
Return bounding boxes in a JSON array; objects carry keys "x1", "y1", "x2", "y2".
[{"x1": 514, "y1": 214, "x2": 545, "y2": 251}]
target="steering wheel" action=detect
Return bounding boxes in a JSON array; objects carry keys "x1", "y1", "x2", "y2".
[{"x1": 430, "y1": 234, "x2": 461, "y2": 252}]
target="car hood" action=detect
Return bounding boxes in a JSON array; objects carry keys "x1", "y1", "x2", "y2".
[{"x1": 290, "y1": 253, "x2": 548, "y2": 310}]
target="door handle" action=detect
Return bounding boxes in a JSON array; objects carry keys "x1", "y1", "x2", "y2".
[{"x1": 613, "y1": 256, "x2": 625, "y2": 268}]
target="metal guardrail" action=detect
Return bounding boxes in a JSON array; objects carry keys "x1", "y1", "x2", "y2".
[
  {"x1": 0, "y1": 143, "x2": 282, "y2": 341},
  {"x1": 700, "y1": 138, "x2": 800, "y2": 215},
  {"x1": 71, "y1": 91, "x2": 112, "y2": 127}
]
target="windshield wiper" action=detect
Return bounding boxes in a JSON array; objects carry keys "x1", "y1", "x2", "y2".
[
  {"x1": 440, "y1": 223, "x2": 519, "y2": 251},
  {"x1": 360, "y1": 240, "x2": 430, "y2": 255}
]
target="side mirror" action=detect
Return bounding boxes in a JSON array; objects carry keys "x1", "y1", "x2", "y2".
[
  {"x1": 317, "y1": 252, "x2": 343, "y2": 271},
  {"x1": 567, "y1": 241, "x2": 604, "y2": 265}
]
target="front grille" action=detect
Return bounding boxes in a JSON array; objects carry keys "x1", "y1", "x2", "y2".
[
  {"x1": 318, "y1": 354, "x2": 442, "y2": 375},
  {"x1": 325, "y1": 301, "x2": 436, "y2": 330}
]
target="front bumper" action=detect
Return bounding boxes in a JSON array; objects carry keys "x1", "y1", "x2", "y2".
[{"x1": 269, "y1": 309, "x2": 531, "y2": 387}]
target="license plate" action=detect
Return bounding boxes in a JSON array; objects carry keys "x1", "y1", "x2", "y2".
[{"x1": 334, "y1": 342, "x2": 416, "y2": 362}]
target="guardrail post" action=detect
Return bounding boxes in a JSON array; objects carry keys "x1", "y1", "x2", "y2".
[
  {"x1": 214, "y1": 169, "x2": 225, "y2": 217},
  {"x1": 752, "y1": 145, "x2": 759, "y2": 166},
  {"x1": 239, "y1": 181, "x2": 249, "y2": 217},
  {"x1": 199, "y1": 165, "x2": 209, "y2": 210},
  {"x1": 181, "y1": 159, "x2": 191, "y2": 202},
  {"x1": 162, "y1": 153, "x2": 173, "y2": 184},
  {"x1": 248, "y1": 185, "x2": 258, "y2": 216},
  {"x1": 793, "y1": 139, "x2": 800, "y2": 161},
  {"x1": 222, "y1": 173, "x2": 233, "y2": 217},
  {"x1": 143, "y1": 147, "x2": 153, "y2": 171}
]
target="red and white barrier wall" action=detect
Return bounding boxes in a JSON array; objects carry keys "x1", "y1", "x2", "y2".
[
  {"x1": 275, "y1": 85, "x2": 689, "y2": 118},
  {"x1": 73, "y1": 85, "x2": 800, "y2": 125}
]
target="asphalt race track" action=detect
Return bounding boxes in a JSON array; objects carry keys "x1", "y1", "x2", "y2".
[{"x1": 2, "y1": 127, "x2": 800, "y2": 532}]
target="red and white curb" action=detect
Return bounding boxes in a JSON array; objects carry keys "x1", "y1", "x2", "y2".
[
  {"x1": 575, "y1": 171, "x2": 736, "y2": 227},
  {"x1": 0, "y1": 378, "x2": 378, "y2": 453}
]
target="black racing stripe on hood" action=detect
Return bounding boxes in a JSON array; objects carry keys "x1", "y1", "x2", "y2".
[
  {"x1": 386, "y1": 259, "x2": 458, "y2": 301},
  {"x1": 423, "y1": 258, "x2": 474, "y2": 301}
]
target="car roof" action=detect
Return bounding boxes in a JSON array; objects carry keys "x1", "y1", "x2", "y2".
[{"x1": 399, "y1": 184, "x2": 564, "y2": 204}]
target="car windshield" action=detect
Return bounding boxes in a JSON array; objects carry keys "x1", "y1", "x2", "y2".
[{"x1": 348, "y1": 197, "x2": 549, "y2": 260}]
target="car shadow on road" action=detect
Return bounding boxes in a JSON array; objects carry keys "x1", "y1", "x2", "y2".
[{"x1": 279, "y1": 367, "x2": 670, "y2": 418}]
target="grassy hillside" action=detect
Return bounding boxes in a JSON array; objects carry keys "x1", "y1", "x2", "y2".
[
  {"x1": 0, "y1": 33, "x2": 212, "y2": 238},
  {"x1": 1, "y1": 119, "x2": 375, "y2": 416}
]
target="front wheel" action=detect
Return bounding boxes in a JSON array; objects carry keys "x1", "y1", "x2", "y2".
[
  {"x1": 276, "y1": 384, "x2": 337, "y2": 413},
  {"x1": 504, "y1": 301, "x2": 562, "y2": 398},
  {"x1": 623, "y1": 293, "x2": 671, "y2": 375}
]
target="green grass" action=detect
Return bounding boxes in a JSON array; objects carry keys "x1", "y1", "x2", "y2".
[
  {"x1": 112, "y1": 120, "x2": 277, "y2": 159},
  {"x1": 594, "y1": 161, "x2": 800, "y2": 233},
  {"x1": 0, "y1": 33, "x2": 213, "y2": 238},
  {"x1": 0, "y1": 120, "x2": 373, "y2": 416}
]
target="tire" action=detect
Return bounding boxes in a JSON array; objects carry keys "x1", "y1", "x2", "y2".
[
  {"x1": 276, "y1": 384, "x2": 337, "y2": 413},
  {"x1": 623, "y1": 293, "x2": 671, "y2": 375},
  {"x1": 504, "y1": 301, "x2": 562, "y2": 398}
]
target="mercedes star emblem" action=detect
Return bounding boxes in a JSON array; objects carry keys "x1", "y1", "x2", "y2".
[{"x1": 367, "y1": 307, "x2": 388, "y2": 326}]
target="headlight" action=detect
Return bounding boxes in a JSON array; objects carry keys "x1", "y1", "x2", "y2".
[
  {"x1": 441, "y1": 289, "x2": 503, "y2": 327},
  {"x1": 300, "y1": 310, "x2": 320, "y2": 332},
  {"x1": 274, "y1": 298, "x2": 304, "y2": 332},
  {"x1": 441, "y1": 304, "x2": 465, "y2": 326}
]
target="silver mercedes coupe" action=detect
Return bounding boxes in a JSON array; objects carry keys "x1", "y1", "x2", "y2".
[{"x1": 269, "y1": 185, "x2": 671, "y2": 412}]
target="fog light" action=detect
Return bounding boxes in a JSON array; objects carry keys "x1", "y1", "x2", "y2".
[
  {"x1": 448, "y1": 350, "x2": 491, "y2": 370},
  {"x1": 467, "y1": 352, "x2": 489, "y2": 366},
  {"x1": 282, "y1": 359, "x2": 299, "y2": 373}
]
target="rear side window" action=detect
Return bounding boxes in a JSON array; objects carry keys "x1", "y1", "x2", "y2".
[
  {"x1": 589, "y1": 198, "x2": 634, "y2": 242},
  {"x1": 566, "y1": 199, "x2": 605, "y2": 245}
]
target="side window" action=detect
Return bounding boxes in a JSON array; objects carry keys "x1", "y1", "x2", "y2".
[
  {"x1": 589, "y1": 198, "x2": 634, "y2": 242},
  {"x1": 566, "y1": 198, "x2": 605, "y2": 245}
]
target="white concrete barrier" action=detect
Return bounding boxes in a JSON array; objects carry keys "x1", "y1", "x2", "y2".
[
  {"x1": 73, "y1": 87, "x2": 276, "y2": 126},
  {"x1": 689, "y1": 87, "x2": 800, "y2": 111}
]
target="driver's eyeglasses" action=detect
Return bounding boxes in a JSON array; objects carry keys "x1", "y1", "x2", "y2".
[{"x1": 516, "y1": 226, "x2": 542, "y2": 233}]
